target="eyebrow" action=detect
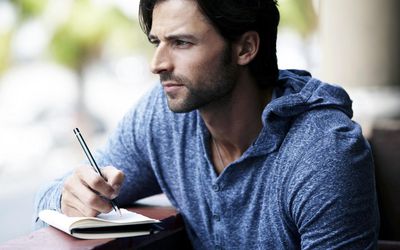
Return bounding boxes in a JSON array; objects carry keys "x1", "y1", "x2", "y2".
[{"x1": 148, "y1": 33, "x2": 199, "y2": 43}]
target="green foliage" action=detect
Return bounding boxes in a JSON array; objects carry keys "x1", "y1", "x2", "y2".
[
  {"x1": 49, "y1": 0, "x2": 147, "y2": 70},
  {"x1": 279, "y1": 0, "x2": 318, "y2": 38},
  {"x1": 0, "y1": 32, "x2": 12, "y2": 74},
  {"x1": 5, "y1": 0, "x2": 317, "y2": 74},
  {"x1": 13, "y1": 0, "x2": 48, "y2": 18}
]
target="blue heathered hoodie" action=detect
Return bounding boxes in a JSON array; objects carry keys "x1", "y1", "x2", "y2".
[{"x1": 34, "y1": 70, "x2": 379, "y2": 249}]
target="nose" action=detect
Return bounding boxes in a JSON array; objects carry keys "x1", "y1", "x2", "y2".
[{"x1": 150, "y1": 44, "x2": 173, "y2": 75}]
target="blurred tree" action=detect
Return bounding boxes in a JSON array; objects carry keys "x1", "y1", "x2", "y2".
[
  {"x1": 279, "y1": 0, "x2": 318, "y2": 38},
  {"x1": 49, "y1": 0, "x2": 140, "y2": 71},
  {"x1": 4, "y1": 0, "x2": 319, "y2": 83},
  {"x1": 0, "y1": 32, "x2": 12, "y2": 74},
  {"x1": 0, "y1": 0, "x2": 21, "y2": 75},
  {"x1": 47, "y1": 0, "x2": 150, "y2": 127},
  {"x1": 278, "y1": 0, "x2": 318, "y2": 68},
  {"x1": 14, "y1": 0, "x2": 49, "y2": 19},
  {"x1": 2, "y1": 0, "x2": 152, "y2": 129}
]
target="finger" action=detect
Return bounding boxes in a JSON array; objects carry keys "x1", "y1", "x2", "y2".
[
  {"x1": 80, "y1": 185, "x2": 113, "y2": 214},
  {"x1": 61, "y1": 192, "x2": 99, "y2": 217},
  {"x1": 77, "y1": 166, "x2": 116, "y2": 199},
  {"x1": 102, "y1": 166, "x2": 125, "y2": 198},
  {"x1": 63, "y1": 172, "x2": 113, "y2": 214},
  {"x1": 63, "y1": 204, "x2": 84, "y2": 217},
  {"x1": 61, "y1": 188, "x2": 100, "y2": 217},
  {"x1": 62, "y1": 174, "x2": 86, "y2": 214},
  {"x1": 69, "y1": 180, "x2": 113, "y2": 214}
]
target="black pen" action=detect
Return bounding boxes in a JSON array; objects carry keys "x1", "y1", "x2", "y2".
[{"x1": 73, "y1": 128, "x2": 122, "y2": 217}]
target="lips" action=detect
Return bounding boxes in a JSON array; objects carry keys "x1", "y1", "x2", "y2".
[{"x1": 162, "y1": 82, "x2": 184, "y2": 94}]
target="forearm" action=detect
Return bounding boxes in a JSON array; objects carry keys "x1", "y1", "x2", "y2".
[{"x1": 32, "y1": 174, "x2": 68, "y2": 229}]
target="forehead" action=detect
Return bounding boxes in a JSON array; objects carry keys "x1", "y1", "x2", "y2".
[{"x1": 150, "y1": 0, "x2": 213, "y2": 37}]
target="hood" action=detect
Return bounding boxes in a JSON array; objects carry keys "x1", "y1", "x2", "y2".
[
  {"x1": 267, "y1": 69, "x2": 353, "y2": 120},
  {"x1": 249, "y1": 69, "x2": 353, "y2": 156}
]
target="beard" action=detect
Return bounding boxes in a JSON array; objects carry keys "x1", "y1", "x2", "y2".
[{"x1": 160, "y1": 45, "x2": 238, "y2": 113}]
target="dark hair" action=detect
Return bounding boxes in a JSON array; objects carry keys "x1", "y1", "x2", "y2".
[{"x1": 139, "y1": 0, "x2": 280, "y2": 88}]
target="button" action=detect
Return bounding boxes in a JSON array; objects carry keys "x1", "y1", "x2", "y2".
[
  {"x1": 213, "y1": 214, "x2": 220, "y2": 221},
  {"x1": 212, "y1": 184, "x2": 220, "y2": 192}
]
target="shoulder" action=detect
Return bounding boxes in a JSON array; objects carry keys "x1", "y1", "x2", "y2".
[
  {"x1": 278, "y1": 110, "x2": 376, "y2": 224},
  {"x1": 281, "y1": 107, "x2": 373, "y2": 184},
  {"x1": 275, "y1": 110, "x2": 378, "y2": 248},
  {"x1": 284, "y1": 107, "x2": 366, "y2": 155},
  {"x1": 276, "y1": 107, "x2": 375, "y2": 213}
]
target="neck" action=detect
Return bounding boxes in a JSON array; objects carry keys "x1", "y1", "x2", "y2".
[{"x1": 200, "y1": 73, "x2": 272, "y2": 173}]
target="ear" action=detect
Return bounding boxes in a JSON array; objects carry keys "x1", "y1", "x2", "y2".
[{"x1": 234, "y1": 31, "x2": 260, "y2": 66}]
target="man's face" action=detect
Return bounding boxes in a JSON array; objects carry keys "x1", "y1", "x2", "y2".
[{"x1": 148, "y1": 0, "x2": 238, "y2": 113}]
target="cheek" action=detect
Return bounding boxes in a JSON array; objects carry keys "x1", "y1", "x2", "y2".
[
  {"x1": 173, "y1": 45, "x2": 228, "y2": 82},
  {"x1": 173, "y1": 53, "x2": 205, "y2": 82}
]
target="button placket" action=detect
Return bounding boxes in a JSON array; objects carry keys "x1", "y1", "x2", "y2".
[
  {"x1": 212, "y1": 183, "x2": 220, "y2": 192},
  {"x1": 211, "y1": 180, "x2": 224, "y2": 248}
]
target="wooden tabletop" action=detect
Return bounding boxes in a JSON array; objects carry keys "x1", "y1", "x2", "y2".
[{"x1": 0, "y1": 205, "x2": 189, "y2": 250}]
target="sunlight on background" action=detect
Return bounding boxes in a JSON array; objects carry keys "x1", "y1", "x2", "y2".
[
  {"x1": 0, "y1": 0, "x2": 156, "y2": 242},
  {"x1": 1, "y1": 0, "x2": 399, "y2": 243}
]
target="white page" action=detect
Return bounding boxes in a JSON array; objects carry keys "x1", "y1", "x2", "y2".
[{"x1": 39, "y1": 209, "x2": 159, "y2": 232}]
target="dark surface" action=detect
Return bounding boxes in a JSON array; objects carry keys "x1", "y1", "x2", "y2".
[{"x1": 370, "y1": 120, "x2": 400, "y2": 242}]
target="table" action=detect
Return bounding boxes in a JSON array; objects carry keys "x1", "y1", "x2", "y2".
[{"x1": 0, "y1": 206, "x2": 191, "y2": 250}]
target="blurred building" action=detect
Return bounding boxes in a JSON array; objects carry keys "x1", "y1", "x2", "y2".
[{"x1": 318, "y1": 0, "x2": 400, "y2": 135}]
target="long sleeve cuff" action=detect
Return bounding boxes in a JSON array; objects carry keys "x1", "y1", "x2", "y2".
[{"x1": 32, "y1": 175, "x2": 68, "y2": 230}]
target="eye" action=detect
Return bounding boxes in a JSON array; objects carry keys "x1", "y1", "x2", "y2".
[
  {"x1": 149, "y1": 39, "x2": 160, "y2": 47},
  {"x1": 174, "y1": 40, "x2": 191, "y2": 48}
]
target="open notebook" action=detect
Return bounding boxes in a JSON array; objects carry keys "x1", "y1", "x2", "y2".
[{"x1": 39, "y1": 208, "x2": 161, "y2": 239}]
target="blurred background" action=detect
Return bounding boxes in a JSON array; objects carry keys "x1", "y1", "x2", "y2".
[{"x1": 0, "y1": 0, "x2": 399, "y2": 243}]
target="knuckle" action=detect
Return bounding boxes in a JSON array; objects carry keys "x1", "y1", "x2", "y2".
[
  {"x1": 75, "y1": 166, "x2": 88, "y2": 177},
  {"x1": 86, "y1": 193, "x2": 99, "y2": 207},
  {"x1": 89, "y1": 176, "x2": 104, "y2": 189},
  {"x1": 63, "y1": 182, "x2": 73, "y2": 193},
  {"x1": 63, "y1": 177, "x2": 74, "y2": 190},
  {"x1": 104, "y1": 187, "x2": 114, "y2": 198}
]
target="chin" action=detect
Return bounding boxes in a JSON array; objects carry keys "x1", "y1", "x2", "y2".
[
  {"x1": 167, "y1": 100, "x2": 198, "y2": 113},
  {"x1": 168, "y1": 105, "x2": 195, "y2": 113}
]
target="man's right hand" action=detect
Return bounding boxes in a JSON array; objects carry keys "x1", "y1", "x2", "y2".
[{"x1": 61, "y1": 165, "x2": 125, "y2": 217}]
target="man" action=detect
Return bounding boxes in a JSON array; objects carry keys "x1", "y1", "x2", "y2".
[{"x1": 34, "y1": 0, "x2": 379, "y2": 249}]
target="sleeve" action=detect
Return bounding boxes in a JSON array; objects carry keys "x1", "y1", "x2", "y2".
[
  {"x1": 33, "y1": 86, "x2": 163, "y2": 229},
  {"x1": 33, "y1": 175, "x2": 68, "y2": 229},
  {"x1": 94, "y1": 90, "x2": 163, "y2": 206},
  {"x1": 286, "y1": 133, "x2": 379, "y2": 249}
]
